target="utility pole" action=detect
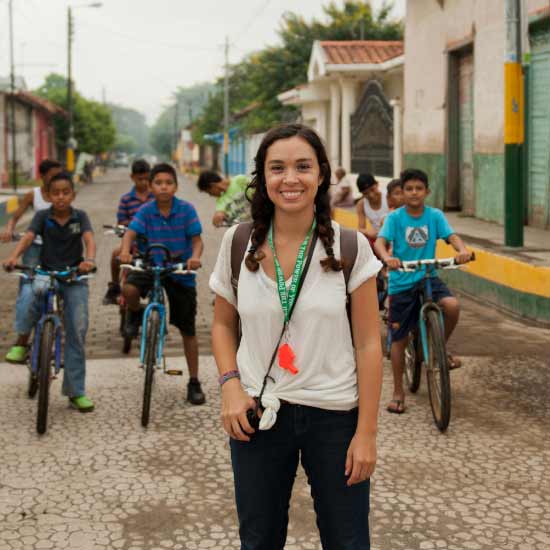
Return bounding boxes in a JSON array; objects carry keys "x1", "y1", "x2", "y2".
[
  {"x1": 223, "y1": 36, "x2": 230, "y2": 177},
  {"x1": 504, "y1": 0, "x2": 524, "y2": 247},
  {"x1": 66, "y1": 6, "x2": 76, "y2": 174},
  {"x1": 173, "y1": 99, "x2": 179, "y2": 162},
  {"x1": 8, "y1": 0, "x2": 17, "y2": 191}
]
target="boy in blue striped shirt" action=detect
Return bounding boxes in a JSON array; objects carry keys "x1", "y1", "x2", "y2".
[
  {"x1": 119, "y1": 163, "x2": 205, "y2": 405},
  {"x1": 103, "y1": 159, "x2": 154, "y2": 305}
]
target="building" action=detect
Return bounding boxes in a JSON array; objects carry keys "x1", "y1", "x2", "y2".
[
  {"x1": 278, "y1": 40, "x2": 404, "y2": 180},
  {"x1": 404, "y1": 0, "x2": 550, "y2": 229},
  {"x1": 1, "y1": 87, "x2": 65, "y2": 186}
]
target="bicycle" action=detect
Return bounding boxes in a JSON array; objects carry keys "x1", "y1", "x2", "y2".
[
  {"x1": 120, "y1": 244, "x2": 196, "y2": 427},
  {"x1": 8, "y1": 265, "x2": 95, "y2": 434},
  {"x1": 103, "y1": 224, "x2": 147, "y2": 354},
  {"x1": 387, "y1": 255, "x2": 475, "y2": 432}
]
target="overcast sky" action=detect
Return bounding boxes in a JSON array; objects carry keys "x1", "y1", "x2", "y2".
[{"x1": 0, "y1": 0, "x2": 405, "y2": 124}]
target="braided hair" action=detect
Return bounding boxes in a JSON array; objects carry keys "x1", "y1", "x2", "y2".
[{"x1": 244, "y1": 123, "x2": 342, "y2": 273}]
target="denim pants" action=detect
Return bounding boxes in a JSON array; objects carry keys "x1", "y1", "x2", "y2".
[
  {"x1": 14, "y1": 242, "x2": 42, "y2": 323},
  {"x1": 230, "y1": 404, "x2": 370, "y2": 550},
  {"x1": 16, "y1": 275, "x2": 89, "y2": 398}
]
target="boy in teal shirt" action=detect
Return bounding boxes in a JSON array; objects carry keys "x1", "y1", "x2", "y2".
[
  {"x1": 375, "y1": 169, "x2": 471, "y2": 414},
  {"x1": 197, "y1": 171, "x2": 250, "y2": 226}
]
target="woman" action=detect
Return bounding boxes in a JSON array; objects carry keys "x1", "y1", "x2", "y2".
[{"x1": 210, "y1": 124, "x2": 383, "y2": 549}]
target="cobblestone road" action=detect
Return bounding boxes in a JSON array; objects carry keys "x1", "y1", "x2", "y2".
[{"x1": 0, "y1": 170, "x2": 549, "y2": 550}]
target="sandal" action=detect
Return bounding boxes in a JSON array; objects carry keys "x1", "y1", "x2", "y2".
[
  {"x1": 386, "y1": 399, "x2": 405, "y2": 414},
  {"x1": 447, "y1": 354, "x2": 462, "y2": 370}
]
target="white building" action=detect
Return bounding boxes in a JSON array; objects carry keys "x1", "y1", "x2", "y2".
[{"x1": 278, "y1": 40, "x2": 404, "y2": 180}]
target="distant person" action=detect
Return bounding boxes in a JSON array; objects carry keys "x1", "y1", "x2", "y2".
[
  {"x1": 197, "y1": 171, "x2": 251, "y2": 226},
  {"x1": 386, "y1": 178, "x2": 405, "y2": 210},
  {"x1": 102, "y1": 159, "x2": 153, "y2": 305},
  {"x1": 1, "y1": 159, "x2": 62, "y2": 363},
  {"x1": 330, "y1": 166, "x2": 355, "y2": 209},
  {"x1": 356, "y1": 174, "x2": 390, "y2": 244}
]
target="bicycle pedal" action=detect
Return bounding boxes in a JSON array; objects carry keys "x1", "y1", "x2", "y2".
[{"x1": 165, "y1": 369, "x2": 183, "y2": 376}]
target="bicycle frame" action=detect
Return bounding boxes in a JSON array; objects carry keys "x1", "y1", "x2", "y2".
[{"x1": 139, "y1": 266, "x2": 167, "y2": 367}]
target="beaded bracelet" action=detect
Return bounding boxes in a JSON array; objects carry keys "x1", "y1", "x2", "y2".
[{"x1": 218, "y1": 370, "x2": 240, "y2": 386}]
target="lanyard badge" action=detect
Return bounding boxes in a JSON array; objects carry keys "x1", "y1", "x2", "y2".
[{"x1": 267, "y1": 220, "x2": 316, "y2": 375}]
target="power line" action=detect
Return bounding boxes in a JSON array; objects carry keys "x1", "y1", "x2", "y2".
[{"x1": 233, "y1": 0, "x2": 272, "y2": 45}]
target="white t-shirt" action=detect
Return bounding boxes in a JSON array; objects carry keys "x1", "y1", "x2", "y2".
[
  {"x1": 209, "y1": 221, "x2": 382, "y2": 430},
  {"x1": 363, "y1": 193, "x2": 389, "y2": 232}
]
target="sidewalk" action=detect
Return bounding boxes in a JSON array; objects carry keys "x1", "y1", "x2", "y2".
[{"x1": 334, "y1": 207, "x2": 550, "y2": 324}]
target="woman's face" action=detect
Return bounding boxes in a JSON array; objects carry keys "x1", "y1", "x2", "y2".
[{"x1": 264, "y1": 136, "x2": 323, "y2": 215}]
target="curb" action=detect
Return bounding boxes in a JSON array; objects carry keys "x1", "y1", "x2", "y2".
[
  {"x1": 333, "y1": 208, "x2": 550, "y2": 324},
  {"x1": 0, "y1": 195, "x2": 20, "y2": 227}
]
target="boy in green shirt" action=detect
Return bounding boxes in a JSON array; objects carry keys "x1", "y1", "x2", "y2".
[{"x1": 197, "y1": 171, "x2": 251, "y2": 226}]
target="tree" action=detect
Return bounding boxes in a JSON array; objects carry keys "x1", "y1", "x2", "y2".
[
  {"x1": 193, "y1": 0, "x2": 403, "y2": 138},
  {"x1": 35, "y1": 73, "x2": 116, "y2": 154},
  {"x1": 108, "y1": 104, "x2": 150, "y2": 153}
]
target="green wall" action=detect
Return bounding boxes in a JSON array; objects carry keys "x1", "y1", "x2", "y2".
[
  {"x1": 474, "y1": 153, "x2": 504, "y2": 223},
  {"x1": 403, "y1": 153, "x2": 446, "y2": 209}
]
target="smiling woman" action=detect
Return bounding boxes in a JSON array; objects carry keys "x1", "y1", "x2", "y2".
[{"x1": 210, "y1": 123, "x2": 384, "y2": 549}]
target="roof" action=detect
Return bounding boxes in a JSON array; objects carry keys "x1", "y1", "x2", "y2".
[
  {"x1": 9, "y1": 90, "x2": 67, "y2": 117},
  {"x1": 319, "y1": 40, "x2": 404, "y2": 65}
]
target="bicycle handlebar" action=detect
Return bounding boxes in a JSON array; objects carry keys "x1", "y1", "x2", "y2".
[
  {"x1": 120, "y1": 261, "x2": 197, "y2": 276},
  {"x1": 396, "y1": 254, "x2": 475, "y2": 272},
  {"x1": 6, "y1": 264, "x2": 97, "y2": 282}
]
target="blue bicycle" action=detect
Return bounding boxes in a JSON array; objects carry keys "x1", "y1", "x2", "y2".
[
  {"x1": 121, "y1": 244, "x2": 196, "y2": 427},
  {"x1": 388, "y1": 255, "x2": 474, "y2": 432},
  {"x1": 11, "y1": 265, "x2": 95, "y2": 434}
]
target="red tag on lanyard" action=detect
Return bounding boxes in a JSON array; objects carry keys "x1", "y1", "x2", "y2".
[{"x1": 278, "y1": 343, "x2": 298, "y2": 375}]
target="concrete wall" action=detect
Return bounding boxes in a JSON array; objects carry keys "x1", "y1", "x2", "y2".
[{"x1": 0, "y1": 95, "x2": 6, "y2": 185}]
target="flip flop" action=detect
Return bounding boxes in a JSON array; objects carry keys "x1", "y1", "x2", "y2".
[
  {"x1": 386, "y1": 399, "x2": 405, "y2": 414},
  {"x1": 447, "y1": 354, "x2": 462, "y2": 370}
]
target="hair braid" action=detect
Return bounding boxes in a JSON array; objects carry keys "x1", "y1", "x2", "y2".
[{"x1": 316, "y1": 188, "x2": 343, "y2": 272}]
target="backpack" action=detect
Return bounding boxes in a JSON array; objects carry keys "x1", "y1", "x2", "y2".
[{"x1": 230, "y1": 222, "x2": 359, "y2": 307}]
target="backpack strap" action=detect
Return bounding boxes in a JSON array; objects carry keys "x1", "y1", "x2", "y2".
[
  {"x1": 230, "y1": 222, "x2": 253, "y2": 299},
  {"x1": 340, "y1": 227, "x2": 359, "y2": 292}
]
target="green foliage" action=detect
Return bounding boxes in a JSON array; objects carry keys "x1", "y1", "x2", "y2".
[
  {"x1": 108, "y1": 104, "x2": 150, "y2": 153},
  {"x1": 34, "y1": 73, "x2": 116, "y2": 155},
  {"x1": 150, "y1": 82, "x2": 215, "y2": 157},
  {"x1": 193, "y1": 0, "x2": 403, "y2": 138}
]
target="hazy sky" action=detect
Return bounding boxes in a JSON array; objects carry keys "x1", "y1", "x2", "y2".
[{"x1": 1, "y1": 0, "x2": 405, "y2": 124}]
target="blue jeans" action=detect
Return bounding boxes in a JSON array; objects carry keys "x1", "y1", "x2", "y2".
[
  {"x1": 16, "y1": 275, "x2": 89, "y2": 398},
  {"x1": 230, "y1": 404, "x2": 370, "y2": 550},
  {"x1": 14, "y1": 242, "x2": 42, "y2": 322}
]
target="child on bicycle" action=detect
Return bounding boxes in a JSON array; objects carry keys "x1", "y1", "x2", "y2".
[
  {"x1": 3, "y1": 172, "x2": 96, "y2": 413},
  {"x1": 374, "y1": 169, "x2": 471, "y2": 414},
  {"x1": 1, "y1": 159, "x2": 62, "y2": 363},
  {"x1": 119, "y1": 163, "x2": 206, "y2": 405},
  {"x1": 356, "y1": 174, "x2": 390, "y2": 244},
  {"x1": 196, "y1": 170, "x2": 251, "y2": 226},
  {"x1": 102, "y1": 159, "x2": 153, "y2": 305},
  {"x1": 386, "y1": 178, "x2": 404, "y2": 210}
]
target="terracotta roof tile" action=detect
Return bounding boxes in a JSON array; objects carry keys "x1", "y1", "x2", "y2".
[
  {"x1": 11, "y1": 90, "x2": 67, "y2": 116},
  {"x1": 320, "y1": 40, "x2": 403, "y2": 65}
]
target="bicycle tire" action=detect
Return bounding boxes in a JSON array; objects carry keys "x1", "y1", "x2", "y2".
[
  {"x1": 37, "y1": 321, "x2": 55, "y2": 435},
  {"x1": 141, "y1": 309, "x2": 160, "y2": 427},
  {"x1": 404, "y1": 331, "x2": 422, "y2": 393},
  {"x1": 425, "y1": 309, "x2": 451, "y2": 431}
]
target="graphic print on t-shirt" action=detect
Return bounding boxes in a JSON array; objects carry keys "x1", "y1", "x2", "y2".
[
  {"x1": 406, "y1": 225, "x2": 428, "y2": 248},
  {"x1": 69, "y1": 222, "x2": 81, "y2": 234}
]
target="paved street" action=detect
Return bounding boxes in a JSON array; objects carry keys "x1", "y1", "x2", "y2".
[{"x1": 0, "y1": 170, "x2": 549, "y2": 550}]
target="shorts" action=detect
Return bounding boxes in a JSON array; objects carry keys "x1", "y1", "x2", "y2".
[
  {"x1": 125, "y1": 272, "x2": 197, "y2": 336},
  {"x1": 389, "y1": 277, "x2": 452, "y2": 342}
]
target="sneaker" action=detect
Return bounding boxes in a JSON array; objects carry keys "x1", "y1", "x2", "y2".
[
  {"x1": 124, "y1": 309, "x2": 142, "y2": 338},
  {"x1": 5, "y1": 345, "x2": 28, "y2": 364},
  {"x1": 69, "y1": 395, "x2": 95, "y2": 413},
  {"x1": 186, "y1": 379, "x2": 206, "y2": 405},
  {"x1": 102, "y1": 282, "x2": 121, "y2": 305}
]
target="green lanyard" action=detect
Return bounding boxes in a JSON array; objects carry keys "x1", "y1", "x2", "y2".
[{"x1": 267, "y1": 220, "x2": 316, "y2": 324}]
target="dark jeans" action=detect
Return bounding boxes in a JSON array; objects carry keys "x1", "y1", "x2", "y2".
[{"x1": 230, "y1": 403, "x2": 370, "y2": 550}]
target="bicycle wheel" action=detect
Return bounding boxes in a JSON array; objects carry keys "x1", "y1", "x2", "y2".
[
  {"x1": 404, "y1": 330, "x2": 422, "y2": 393},
  {"x1": 37, "y1": 321, "x2": 55, "y2": 435},
  {"x1": 425, "y1": 309, "x2": 451, "y2": 431},
  {"x1": 141, "y1": 309, "x2": 160, "y2": 427}
]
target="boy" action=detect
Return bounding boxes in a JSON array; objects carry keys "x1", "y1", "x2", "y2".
[
  {"x1": 120, "y1": 163, "x2": 205, "y2": 405},
  {"x1": 386, "y1": 178, "x2": 404, "y2": 210},
  {"x1": 103, "y1": 159, "x2": 153, "y2": 305},
  {"x1": 374, "y1": 169, "x2": 471, "y2": 414},
  {"x1": 2, "y1": 159, "x2": 62, "y2": 362},
  {"x1": 356, "y1": 173, "x2": 390, "y2": 242},
  {"x1": 197, "y1": 171, "x2": 250, "y2": 226},
  {"x1": 4, "y1": 172, "x2": 96, "y2": 412}
]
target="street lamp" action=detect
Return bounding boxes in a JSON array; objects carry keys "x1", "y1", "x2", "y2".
[{"x1": 66, "y1": 2, "x2": 103, "y2": 173}]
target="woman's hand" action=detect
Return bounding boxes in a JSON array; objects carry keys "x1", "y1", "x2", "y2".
[
  {"x1": 345, "y1": 432, "x2": 377, "y2": 486},
  {"x1": 221, "y1": 379, "x2": 258, "y2": 442}
]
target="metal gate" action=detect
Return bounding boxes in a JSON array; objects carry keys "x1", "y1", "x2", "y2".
[
  {"x1": 528, "y1": 22, "x2": 550, "y2": 228},
  {"x1": 350, "y1": 80, "x2": 393, "y2": 177}
]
